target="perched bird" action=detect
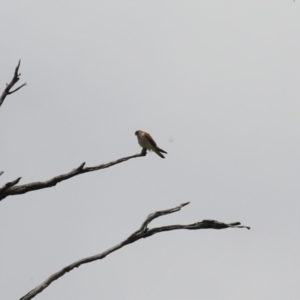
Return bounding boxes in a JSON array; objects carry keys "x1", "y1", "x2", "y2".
[{"x1": 135, "y1": 130, "x2": 167, "y2": 159}]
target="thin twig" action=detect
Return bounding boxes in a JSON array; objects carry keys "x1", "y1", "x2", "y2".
[
  {"x1": 0, "y1": 60, "x2": 26, "y2": 107},
  {"x1": 139, "y1": 201, "x2": 190, "y2": 230},
  {"x1": 7, "y1": 83, "x2": 27, "y2": 95},
  {"x1": 0, "y1": 150, "x2": 146, "y2": 202},
  {"x1": 19, "y1": 202, "x2": 249, "y2": 300}
]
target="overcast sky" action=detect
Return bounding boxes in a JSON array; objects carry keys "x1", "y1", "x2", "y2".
[{"x1": 1, "y1": 1, "x2": 300, "y2": 299}]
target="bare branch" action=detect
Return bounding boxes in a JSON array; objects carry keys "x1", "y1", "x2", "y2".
[
  {"x1": 0, "y1": 177, "x2": 22, "y2": 194},
  {"x1": 139, "y1": 201, "x2": 190, "y2": 230},
  {"x1": 0, "y1": 151, "x2": 147, "y2": 202},
  {"x1": 7, "y1": 83, "x2": 27, "y2": 95},
  {"x1": 0, "y1": 60, "x2": 26, "y2": 107},
  {"x1": 19, "y1": 202, "x2": 249, "y2": 300}
]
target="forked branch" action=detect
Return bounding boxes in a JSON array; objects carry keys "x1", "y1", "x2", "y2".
[
  {"x1": 0, "y1": 150, "x2": 146, "y2": 202},
  {"x1": 19, "y1": 202, "x2": 250, "y2": 300},
  {"x1": 0, "y1": 60, "x2": 26, "y2": 107}
]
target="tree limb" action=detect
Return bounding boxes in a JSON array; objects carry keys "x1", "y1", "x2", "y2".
[
  {"x1": 19, "y1": 202, "x2": 250, "y2": 300},
  {"x1": 0, "y1": 151, "x2": 146, "y2": 202},
  {"x1": 0, "y1": 60, "x2": 26, "y2": 107},
  {"x1": 0, "y1": 177, "x2": 22, "y2": 194}
]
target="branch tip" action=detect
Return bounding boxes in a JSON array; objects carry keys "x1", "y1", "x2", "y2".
[
  {"x1": 8, "y1": 83, "x2": 27, "y2": 95},
  {"x1": 10, "y1": 177, "x2": 22, "y2": 186},
  {"x1": 0, "y1": 60, "x2": 25, "y2": 107},
  {"x1": 77, "y1": 163, "x2": 85, "y2": 170},
  {"x1": 16, "y1": 60, "x2": 21, "y2": 73}
]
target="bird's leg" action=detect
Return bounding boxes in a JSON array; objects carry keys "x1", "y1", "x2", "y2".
[{"x1": 141, "y1": 148, "x2": 147, "y2": 156}]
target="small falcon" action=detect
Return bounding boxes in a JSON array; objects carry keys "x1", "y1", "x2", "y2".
[{"x1": 135, "y1": 130, "x2": 168, "y2": 159}]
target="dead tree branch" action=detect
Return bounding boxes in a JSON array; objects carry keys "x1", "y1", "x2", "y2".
[
  {"x1": 0, "y1": 60, "x2": 26, "y2": 107},
  {"x1": 0, "y1": 151, "x2": 146, "y2": 202},
  {"x1": 19, "y1": 202, "x2": 250, "y2": 300},
  {"x1": 0, "y1": 177, "x2": 22, "y2": 194}
]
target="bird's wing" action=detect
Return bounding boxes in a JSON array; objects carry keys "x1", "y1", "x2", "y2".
[{"x1": 144, "y1": 132, "x2": 157, "y2": 147}]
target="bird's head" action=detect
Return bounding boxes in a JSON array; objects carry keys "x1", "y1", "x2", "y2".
[{"x1": 135, "y1": 130, "x2": 141, "y2": 136}]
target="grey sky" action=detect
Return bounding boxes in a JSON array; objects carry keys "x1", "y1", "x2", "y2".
[{"x1": 1, "y1": 1, "x2": 300, "y2": 299}]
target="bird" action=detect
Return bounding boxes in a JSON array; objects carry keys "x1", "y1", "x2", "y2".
[{"x1": 135, "y1": 130, "x2": 167, "y2": 158}]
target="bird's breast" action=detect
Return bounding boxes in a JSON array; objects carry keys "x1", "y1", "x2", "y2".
[{"x1": 138, "y1": 136, "x2": 151, "y2": 149}]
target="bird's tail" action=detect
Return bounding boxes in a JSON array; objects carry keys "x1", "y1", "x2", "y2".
[
  {"x1": 154, "y1": 149, "x2": 165, "y2": 159},
  {"x1": 153, "y1": 147, "x2": 167, "y2": 158},
  {"x1": 157, "y1": 147, "x2": 167, "y2": 154}
]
